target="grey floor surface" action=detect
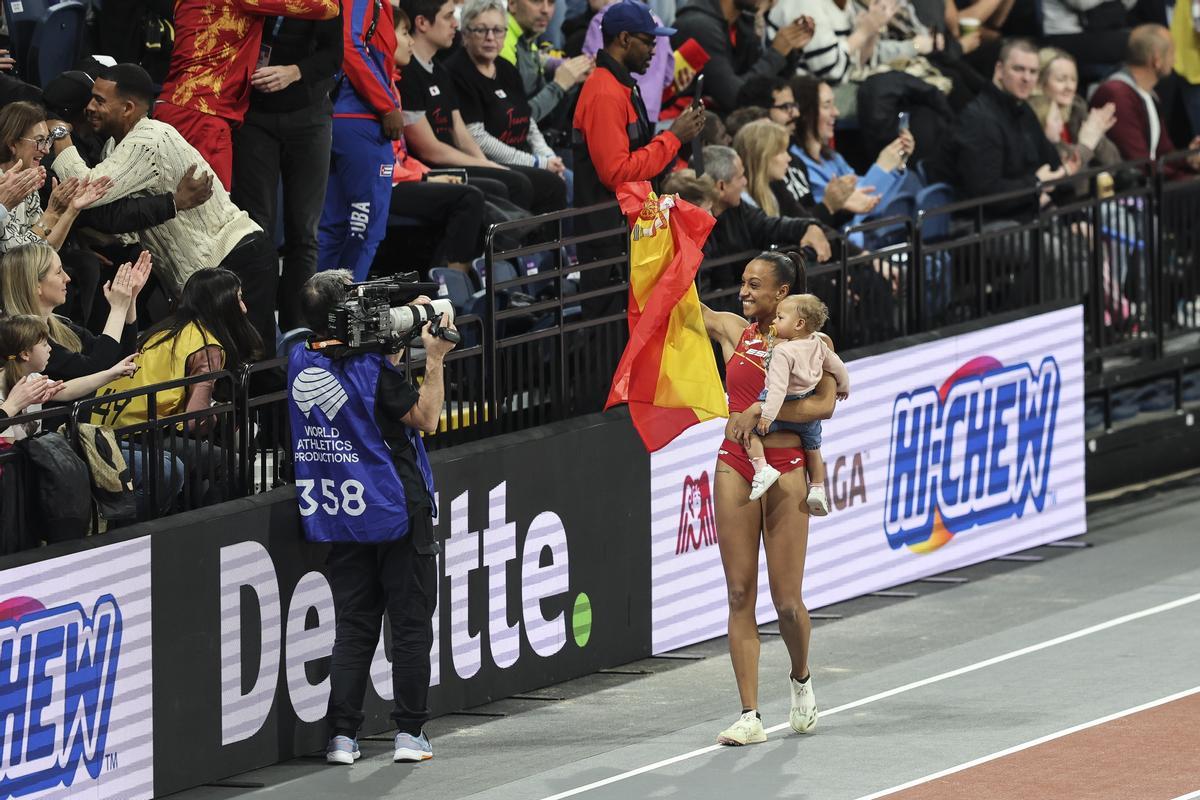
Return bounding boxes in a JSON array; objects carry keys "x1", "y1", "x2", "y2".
[{"x1": 174, "y1": 478, "x2": 1200, "y2": 800}]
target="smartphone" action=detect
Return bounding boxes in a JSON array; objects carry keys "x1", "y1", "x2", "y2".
[
  {"x1": 692, "y1": 73, "x2": 705, "y2": 109},
  {"x1": 897, "y1": 111, "x2": 910, "y2": 133}
]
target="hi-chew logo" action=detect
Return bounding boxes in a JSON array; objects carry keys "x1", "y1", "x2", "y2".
[
  {"x1": 0, "y1": 595, "x2": 122, "y2": 797},
  {"x1": 676, "y1": 471, "x2": 717, "y2": 555},
  {"x1": 884, "y1": 356, "x2": 1060, "y2": 553}
]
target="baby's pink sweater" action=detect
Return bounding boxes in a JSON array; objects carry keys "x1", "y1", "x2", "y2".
[{"x1": 759, "y1": 336, "x2": 850, "y2": 424}]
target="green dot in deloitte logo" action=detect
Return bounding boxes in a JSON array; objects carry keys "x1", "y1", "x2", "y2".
[{"x1": 572, "y1": 592, "x2": 592, "y2": 647}]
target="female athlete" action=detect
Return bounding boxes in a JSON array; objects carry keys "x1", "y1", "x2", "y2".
[{"x1": 701, "y1": 250, "x2": 837, "y2": 745}]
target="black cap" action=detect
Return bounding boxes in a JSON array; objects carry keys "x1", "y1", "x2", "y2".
[
  {"x1": 99, "y1": 63, "x2": 159, "y2": 104},
  {"x1": 42, "y1": 70, "x2": 95, "y2": 119}
]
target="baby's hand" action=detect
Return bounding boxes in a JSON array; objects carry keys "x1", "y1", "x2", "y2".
[
  {"x1": 836, "y1": 391, "x2": 849, "y2": 401},
  {"x1": 756, "y1": 419, "x2": 770, "y2": 435}
]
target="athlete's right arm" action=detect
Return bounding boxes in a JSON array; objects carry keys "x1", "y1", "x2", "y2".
[{"x1": 701, "y1": 303, "x2": 745, "y2": 361}]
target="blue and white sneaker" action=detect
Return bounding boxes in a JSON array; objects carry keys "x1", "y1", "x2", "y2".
[
  {"x1": 326, "y1": 735, "x2": 361, "y2": 765},
  {"x1": 393, "y1": 731, "x2": 433, "y2": 762}
]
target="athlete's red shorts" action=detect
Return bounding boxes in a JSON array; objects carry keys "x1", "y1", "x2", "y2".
[
  {"x1": 717, "y1": 438, "x2": 807, "y2": 484},
  {"x1": 154, "y1": 102, "x2": 234, "y2": 190}
]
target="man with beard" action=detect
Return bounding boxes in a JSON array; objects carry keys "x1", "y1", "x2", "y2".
[
  {"x1": 49, "y1": 64, "x2": 279, "y2": 348},
  {"x1": 572, "y1": 0, "x2": 706, "y2": 317},
  {"x1": 672, "y1": 0, "x2": 813, "y2": 113}
]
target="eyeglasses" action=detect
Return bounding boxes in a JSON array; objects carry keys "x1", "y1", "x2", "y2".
[
  {"x1": 465, "y1": 25, "x2": 506, "y2": 38},
  {"x1": 772, "y1": 102, "x2": 798, "y2": 112},
  {"x1": 629, "y1": 33, "x2": 656, "y2": 46},
  {"x1": 20, "y1": 136, "x2": 52, "y2": 151}
]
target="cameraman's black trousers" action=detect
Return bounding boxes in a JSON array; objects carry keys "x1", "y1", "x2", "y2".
[{"x1": 326, "y1": 514, "x2": 438, "y2": 738}]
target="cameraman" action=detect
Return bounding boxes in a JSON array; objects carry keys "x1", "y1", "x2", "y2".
[{"x1": 288, "y1": 269, "x2": 456, "y2": 766}]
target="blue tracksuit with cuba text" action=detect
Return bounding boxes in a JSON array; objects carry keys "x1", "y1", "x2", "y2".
[
  {"x1": 288, "y1": 346, "x2": 435, "y2": 543},
  {"x1": 319, "y1": 0, "x2": 400, "y2": 280}
]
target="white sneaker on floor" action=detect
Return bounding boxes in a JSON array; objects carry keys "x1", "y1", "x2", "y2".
[
  {"x1": 394, "y1": 731, "x2": 433, "y2": 762},
  {"x1": 325, "y1": 735, "x2": 361, "y2": 765},
  {"x1": 789, "y1": 676, "x2": 818, "y2": 734},
  {"x1": 806, "y1": 484, "x2": 830, "y2": 516},
  {"x1": 717, "y1": 711, "x2": 767, "y2": 746},
  {"x1": 749, "y1": 465, "x2": 782, "y2": 500}
]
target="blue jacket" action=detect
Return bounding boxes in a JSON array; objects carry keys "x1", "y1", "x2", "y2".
[{"x1": 333, "y1": 0, "x2": 401, "y2": 119}]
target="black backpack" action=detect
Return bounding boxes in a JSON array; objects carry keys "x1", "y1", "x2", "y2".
[{"x1": 18, "y1": 431, "x2": 92, "y2": 544}]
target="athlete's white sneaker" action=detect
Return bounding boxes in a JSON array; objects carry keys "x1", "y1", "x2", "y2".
[
  {"x1": 749, "y1": 465, "x2": 782, "y2": 500},
  {"x1": 717, "y1": 711, "x2": 767, "y2": 746},
  {"x1": 789, "y1": 676, "x2": 818, "y2": 734},
  {"x1": 806, "y1": 484, "x2": 830, "y2": 516}
]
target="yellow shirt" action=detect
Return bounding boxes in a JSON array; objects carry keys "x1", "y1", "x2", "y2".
[
  {"x1": 1173, "y1": 1, "x2": 1200, "y2": 84},
  {"x1": 92, "y1": 323, "x2": 224, "y2": 428}
]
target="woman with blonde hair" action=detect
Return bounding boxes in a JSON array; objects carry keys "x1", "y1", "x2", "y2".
[
  {"x1": 1036, "y1": 48, "x2": 1121, "y2": 169},
  {"x1": 733, "y1": 119, "x2": 791, "y2": 218},
  {"x1": 0, "y1": 243, "x2": 150, "y2": 383}
]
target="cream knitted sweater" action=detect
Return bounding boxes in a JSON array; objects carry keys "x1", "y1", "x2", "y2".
[{"x1": 52, "y1": 117, "x2": 261, "y2": 292}]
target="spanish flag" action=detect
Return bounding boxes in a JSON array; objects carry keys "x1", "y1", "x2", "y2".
[{"x1": 606, "y1": 182, "x2": 728, "y2": 452}]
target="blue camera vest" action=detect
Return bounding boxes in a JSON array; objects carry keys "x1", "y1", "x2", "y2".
[{"x1": 287, "y1": 346, "x2": 436, "y2": 543}]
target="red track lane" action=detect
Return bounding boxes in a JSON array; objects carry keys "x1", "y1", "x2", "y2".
[{"x1": 879, "y1": 692, "x2": 1200, "y2": 800}]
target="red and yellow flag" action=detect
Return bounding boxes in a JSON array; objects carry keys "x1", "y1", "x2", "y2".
[{"x1": 606, "y1": 181, "x2": 728, "y2": 452}]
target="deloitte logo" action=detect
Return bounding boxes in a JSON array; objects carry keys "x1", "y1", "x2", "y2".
[
  {"x1": 442, "y1": 480, "x2": 591, "y2": 679},
  {"x1": 291, "y1": 367, "x2": 349, "y2": 421}
]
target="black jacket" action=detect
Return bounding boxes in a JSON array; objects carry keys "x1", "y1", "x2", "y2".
[
  {"x1": 77, "y1": 194, "x2": 177, "y2": 236},
  {"x1": 671, "y1": 0, "x2": 789, "y2": 113},
  {"x1": 931, "y1": 82, "x2": 1062, "y2": 219},
  {"x1": 45, "y1": 320, "x2": 138, "y2": 383},
  {"x1": 706, "y1": 201, "x2": 815, "y2": 259},
  {"x1": 249, "y1": 15, "x2": 342, "y2": 114}
]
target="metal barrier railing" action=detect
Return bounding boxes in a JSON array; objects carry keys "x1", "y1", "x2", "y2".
[
  {"x1": 2, "y1": 159, "x2": 1198, "y2": 551},
  {"x1": 72, "y1": 371, "x2": 239, "y2": 521},
  {"x1": 1156, "y1": 150, "x2": 1200, "y2": 355},
  {"x1": 1037, "y1": 160, "x2": 1157, "y2": 366},
  {"x1": 482, "y1": 201, "x2": 631, "y2": 432}
]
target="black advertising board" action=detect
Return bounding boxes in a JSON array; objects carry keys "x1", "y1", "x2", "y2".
[{"x1": 150, "y1": 411, "x2": 652, "y2": 795}]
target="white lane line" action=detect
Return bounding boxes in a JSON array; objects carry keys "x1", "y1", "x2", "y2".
[
  {"x1": 852, "y1": 685, "x2": 1200, "y2": 800},
  {"x1": 534, "y1": 590, "x2": 1200, "y2": 800}
]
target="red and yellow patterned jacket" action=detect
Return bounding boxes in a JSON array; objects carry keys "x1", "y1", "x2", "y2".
[{"x1": 161, "y1": 0, "x2": 338, "y2": 124}]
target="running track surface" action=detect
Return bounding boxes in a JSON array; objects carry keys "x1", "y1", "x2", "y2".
[{"x1": 177, "y1": 480, "x2": 1200, "y2": 800}]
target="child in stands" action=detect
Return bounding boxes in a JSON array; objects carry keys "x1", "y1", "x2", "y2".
[{"x1": 0, "y1": 314, "x2": 137, "y2": 441}]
